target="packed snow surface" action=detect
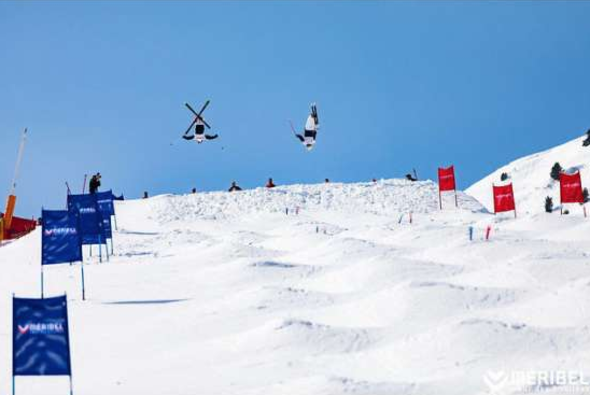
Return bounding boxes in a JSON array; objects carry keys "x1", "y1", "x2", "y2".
[
  {"x1": 468, "y1": 135, "x2": 590, "y2": 214},
  {"x1": 1, "y1": 178, "x2": 589, "y2": 395}
]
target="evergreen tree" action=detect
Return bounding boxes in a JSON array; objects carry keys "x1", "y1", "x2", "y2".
[
  {"x1": 584, "y1": 188, "x2": 589, "y2": 203},
  {"x1": 545, "y1": 196, "x2": 553, "y2": 213},
  {"x1": 550, "y1": 162, "x2": 563, "y2": 181}
]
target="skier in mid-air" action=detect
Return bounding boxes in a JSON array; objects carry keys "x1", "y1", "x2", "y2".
[
  {"x1": 182, "y1": 101, "x2": 219, "y2": 144},
  {"x1": 291, "y1": 103, "x2": 319, "y2": 151},
  {"x1": 182, "y1": 117, "x2": 218, "y2": 143}
]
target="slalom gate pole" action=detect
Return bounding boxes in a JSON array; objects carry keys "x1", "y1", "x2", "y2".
[
  {"x1": 113, "y1": 214, "x2": 118, "y2": 230},
  {"x1": 105, "y1": 238, "x2": 110, "y2": 262},
  {"x1": 69, "y1": 375, "x2": 74, "y2": 395},
  {"x1": 89, "y1": 245, "x2": 92, "y2": 257},
  {"x1": 485, "y1": 225, "x2": 491, "y2": 241},
  {"x1": 110, "y1": 238, "x2": 114, "y2": 255},
  {"x1": 12, "y1": 293, "x2": 16, "y2": 395},
  {"x1": 514, "y1": 209, "x2": 517, "y2": 219},
  {"x1": 439, "y1": 190, "x2": 442, "y2": 210},
  {"x1": 468, "y1": 226, "x2": 474, "y2": 241},
  {"x1": 409, "y1": 212, "x2": 413, "y2": 224},
  {"x1": 454, "y1": 190, "x2": 458, "y2": 208},
  {"x1": 82, "y1": 174, "x2": 87, "y2": 194},
  {"x1": 80, "y1": 262, "x2": 86, "y2": 301},
  {"x1": 98, "y1": 238, "x2": 103, "y2": 263},
  {"x1": 66, "y1": 182, "x2": 71, "y2": 195},
  {"x1": 584, "y1": 205, "x2": 587, "y2": 218},
  {"x1": 41, "y1": 264, "x2": 44, "y2": 299}
]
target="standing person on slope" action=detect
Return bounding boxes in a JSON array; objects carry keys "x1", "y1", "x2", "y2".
[
  {"x1": 228, "y1": 181, "x2": 243, "y2": 192},
  {"x1": 89, "y1": 173, "x2": 101, "y2": 194},
  {"x1": 292, "y1": 103, "x2": 320, "y2": 151}
]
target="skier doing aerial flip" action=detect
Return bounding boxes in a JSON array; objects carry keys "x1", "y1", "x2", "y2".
[
  {"x1": 291, "y1": 103, "x2": 319, "y2": 151},
  {"x1": 182, "y1": 100, "x2": 219, "y2": 144}
]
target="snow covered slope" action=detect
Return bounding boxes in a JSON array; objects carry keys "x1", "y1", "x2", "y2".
[
  {"x1": 152, "y1": 179, "x2": 485, "y2": 222},
  {"x1": 467, "y1": 135, "x2": 590, "y2": 214},
  {"x1": 1, "y1": 179, "x2": 590, "y2": 395}
]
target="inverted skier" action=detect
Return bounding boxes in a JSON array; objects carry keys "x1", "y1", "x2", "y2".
[
  {"x1": 182, "y1": 101, "x2": 218, "y2": 144},
  {"x1": 292, "y1": 103, "x2": 320, "y2": 151},
  {"x1": 182, "y1": 117, "x2": 218, "y2": 143}
]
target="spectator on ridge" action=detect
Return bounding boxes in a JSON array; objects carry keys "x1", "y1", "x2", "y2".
[
  {"x1": 228, "y1": 181, "x2": 243, "y2": 192},
  {"x1": 89, "y1": 173, "x2": 101, "y2": 194}
]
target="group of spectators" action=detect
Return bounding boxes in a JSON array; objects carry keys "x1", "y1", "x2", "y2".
[{"x1": 94, "y1": 173, "x2": 414, "y2": 199}]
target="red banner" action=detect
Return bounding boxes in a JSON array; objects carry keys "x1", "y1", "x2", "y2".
[
  {"x1": 438, "y1": 166, "x2": 456, "y2": 192},
  {"x1": 1, "y1": 213, "x2": 37, "y2": 240},
  {"x1": 493, "y1": 184, "x2": 516, "y2": 213},
  {"x1": 560, "y1": 172, "x2": 584, "y2": 204}
]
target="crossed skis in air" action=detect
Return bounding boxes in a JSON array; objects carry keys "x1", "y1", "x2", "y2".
[
  {"x1": 181, "y1": 100, "x2": 320, "y2": 151},
  {"x1": 182, "y1": 100, "x2": 218, "y2": 144}
]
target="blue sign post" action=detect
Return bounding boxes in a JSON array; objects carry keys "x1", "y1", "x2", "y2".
[
  {"x1": 67, "y1": 193, "x2": 108, "y2": 262},
  {"x1": 96, "y1": 190, "x2": 117, "y2": 253},
  {"x1": 12, "y1": 295, "x2": 74, "y2": 395},
  {"x1": 42, "y1": 209, "x2": 86, "y2": 300}
]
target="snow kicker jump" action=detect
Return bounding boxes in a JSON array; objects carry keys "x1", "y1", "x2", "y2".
[
  {"x1": 182, "y1": 100, "x2": 219, "y2": 144},
  {"x1": 291, "y1": 103, "x2": 320, "y2": 151}
]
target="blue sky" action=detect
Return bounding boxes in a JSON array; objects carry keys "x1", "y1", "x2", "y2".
[{"x1": 1, "y1": 1, "x2": 589, "y2": 217}]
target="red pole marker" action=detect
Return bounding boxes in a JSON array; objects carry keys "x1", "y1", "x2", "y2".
[
  {"x1": 560, "y1": 171, "x2": 585, "y2": 216},
  {"x1": 485, "y1": 225, "x2": 492, "y2": 241},
  {"x1": 493, "y1": 183, "x2": 516, "y2": 215},
  {"x1": 438, "y1": 165, "x2": 457, "y2": 210}
]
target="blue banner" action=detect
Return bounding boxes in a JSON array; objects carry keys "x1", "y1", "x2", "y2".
[
  {"x1": 102, "y1": 214, "x2": 112, "y2": 239},
  {"x1": 42, "y1": 210, "x2": 82, "y2": 265},
  {"x1": 67, "y1": 193, "x2": 105, "y2": 245},
  {"x1": 96, "y1": 190, "x2": 115, "y2": 216},
  {"x1": 13, "y1": 295, "x2": 72, "y2": 376}
]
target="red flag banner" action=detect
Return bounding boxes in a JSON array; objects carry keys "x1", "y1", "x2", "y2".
[
  {"x1": 493, "y1": 183, "x2": 516, "y2": 213},
  {"x1": 438, "y1": 166, "x2": 456, "y2": 192},
  {"x1": 0, "y1": 213, "x2": 37, "y2": 240},
  {"x1": 560, "y1": 172, "x2": 584, "y2": 204}
]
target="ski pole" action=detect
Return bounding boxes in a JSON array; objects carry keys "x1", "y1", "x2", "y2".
[{"x1": 82, "y1": 174, "x2": 87, "y2": 194}]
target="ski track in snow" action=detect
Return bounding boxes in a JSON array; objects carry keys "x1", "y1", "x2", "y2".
[{"x1": 0, "y1": 178, "x2": 589, "y2": 394}]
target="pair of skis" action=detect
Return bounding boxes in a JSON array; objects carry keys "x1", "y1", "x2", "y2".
[{"x1": 183, "y1": 100, "x2": 211, "y2": 137}]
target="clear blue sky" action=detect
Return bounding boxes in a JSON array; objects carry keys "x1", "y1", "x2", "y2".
[{"x1": 1, "y1": 1, "x2": 589, "y2": 217}]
